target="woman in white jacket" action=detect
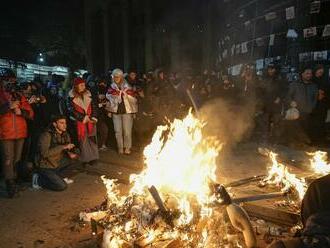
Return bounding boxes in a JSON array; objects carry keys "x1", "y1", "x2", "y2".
[{"x1": 106, "y1": 69, "x2": 138, "y2": 154}]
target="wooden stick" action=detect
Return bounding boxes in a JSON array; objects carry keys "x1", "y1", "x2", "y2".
[
  {"x1": 232, "y1": 192, "x2": 285, "y2": 204},
  {"x1": 148, "y1": 185, "x2": 174, "y2": 227},
  {"x1": 224, "y1": 175, "x2": 266, "y2": 188},
  {"x1": 186, "y1": 89, "x2": 200, "y2": 117}
]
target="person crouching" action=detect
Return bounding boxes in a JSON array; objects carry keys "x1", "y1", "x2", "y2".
[{"x1": 34, "y1": 115, "x2": 79, "y2": 191}]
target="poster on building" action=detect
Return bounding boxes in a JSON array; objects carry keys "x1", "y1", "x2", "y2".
[
  {"x1": 269, "y1": 34, "x2": 275, "y2": 46},
  {"x1": 222, "y1": 49, "x2": 228, "y2": 58},
  {"x1": 241, "y1": 42, "x2": 248, "y2": 53},
  {"x1": 310, "y1": 1, "x2": 321, "y2": 14},
  {"x1": 265, "y1": 12, "x2": 276, "y2": 21},
  {"x1": 264, "y1": 57, "x2": 274, "y2": 66},
  {"x1": 303, "y1": 27, "x2": 317, "y2": 38},
  {"x1": 313, "y1": 50, "x2": 328, "y2": 61},
  {"x1": 256, "y1": 37, "x2": 265, "y2": 46},
  {"x1": 235, "y1": 44, "x2": 241, "y2": 54},
  {"x1": 231, "y1": 44, "x2": 235, "y2": 56},
  {"x1": 323, "y1": 25, "x2": 330, "y2": 37},
  {"x1": 286, "y1": 6, "x2": 295, "y2": 20},
  {"x1": 256, "y1": 59, "x2": 264, "y2": 70},
  {"x1": 231, "y1": 64, "x2": 243, "y2": 76},
  {"x1": 299, "y1": 52, "x2": 312, "y2": 62}
]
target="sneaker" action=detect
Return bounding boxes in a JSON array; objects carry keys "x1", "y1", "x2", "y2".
[
  {"x1": 32, "y1": 173, "x2": 42, "y2": 190},
  {"x1": 124, "y1": 148, "x2": 131, "y2": 155},
  {"x1": 118, "y1": 148, "x2": 124, "y2": 154},
  {"x1": 63, "y1": 177, "x2": 74, "y2": 184},
  {"x1": 99, "y1": 145, "x2": 107, "y2": 151}
]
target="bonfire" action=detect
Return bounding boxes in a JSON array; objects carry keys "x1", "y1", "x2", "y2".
[{"x1": 95, "y1": 112, "x2": 252, "y2": 247}]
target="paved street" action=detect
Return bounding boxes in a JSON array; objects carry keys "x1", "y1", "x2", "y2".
[{"x1": 0, "y1": 143, "x2": 303, "y2": 248}]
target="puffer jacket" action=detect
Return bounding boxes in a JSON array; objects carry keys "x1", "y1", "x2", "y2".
[
  {"x1": 106, "y1": 80, "x2": 138, "y2": 114},
  {"x1": 0, "y1": 89, "x2": 34, "y2": 140}
]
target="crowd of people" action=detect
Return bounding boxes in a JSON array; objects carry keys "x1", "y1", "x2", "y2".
[{"x1": 0, "y1": 63, "x2": 329, "y2": 198}]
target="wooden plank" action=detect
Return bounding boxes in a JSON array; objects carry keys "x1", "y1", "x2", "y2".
[{"x1": 243, "y1": 201, "x2": 300, "y2": 226}]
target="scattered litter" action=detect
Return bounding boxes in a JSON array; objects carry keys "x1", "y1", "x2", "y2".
[{"x1": 79, "y1": 210, "x2": 107, "y2": 222}]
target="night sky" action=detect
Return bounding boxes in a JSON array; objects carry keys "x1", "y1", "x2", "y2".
[
  {"x1": 0, "y1": 0, "x2": 84, "y2": 65},
  {"x1": 0, "y1": 0, "x2": 219, "y2": 69}
]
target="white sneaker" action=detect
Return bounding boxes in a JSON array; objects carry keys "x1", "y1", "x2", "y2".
[
  {"x1": 124, "y1": 148, "x2": 131, "y2": 155},
  {"x1": 99, "y1": 145, "x2": 107, "y2": 151},
  {"x1": 118, "y1": 148, "x2": 124, "y2": 154},
  {"x1": 32, "y1": 173, "x2": 42, "y2": 190},
  {"x1": 63, "y1": 177, "x2": 74, "y2": 184}
]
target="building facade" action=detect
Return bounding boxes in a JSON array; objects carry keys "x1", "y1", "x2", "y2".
[
  {"x1": 217, "y1": 0, "x2": 330, "y2": 76},
  {"x1": 84, "y1": 0, "x2": 223, "y2": 75}
]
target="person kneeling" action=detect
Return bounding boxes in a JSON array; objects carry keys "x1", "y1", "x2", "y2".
[{"x1": 34, "y1": 115, "x2": 79, "y2": 191}]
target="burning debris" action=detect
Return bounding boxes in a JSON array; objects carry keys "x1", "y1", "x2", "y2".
[
  {"x1": 82, "y1": 112, "x2": 262, "y2": 247},
  {"x1": 261, "y1": 152, "x2": 307, "y2": 201},
  {"x1": 80, "y1": 113, "x2": 330, "y2": 247},
  {"x1": 308, "y1": 151, "x2": 330, "y2": 176}
]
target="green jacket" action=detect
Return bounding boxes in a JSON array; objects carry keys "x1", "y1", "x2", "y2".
[{"x1": 36, "y1": 126, "x2": 76, "y2": 169}]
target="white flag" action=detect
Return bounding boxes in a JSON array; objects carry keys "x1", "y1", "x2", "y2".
[
  {"x1": 269, "y1": 34, "x2": 275, "y2": 46},
  {"x1": 303, "y1": 27, "x2": 317, "y2": 38},
  {"x1": 323, "y1": 25, "x2": 330, "y2": 37},
  {"x1": 286, "y1": 6, "x2": 295, "y2": 20},
  {"x1": 241, "y1": 42, "x2": 248, "y2": 53}
]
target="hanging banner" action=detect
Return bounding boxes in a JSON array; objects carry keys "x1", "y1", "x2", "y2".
[
  {"x1": 265, "y1": 12, "x2": 277, "y2": 21},
  {"x1": 222, "y1": 49, "x2": 228, "y2": 59},
  {"x1": 241, "y1": 42, "x2": 248, "y2": 53},
  {"x1": 323, "y1": 25, "x2": 330, "y2": 37},
  {"x1": 269, "y1": 34, "x2": 275, "y2": 46},
  {"x1": 256, "y1": 37, "x2": 265, "y2": 46},
  {"x1": 310, "y1": 1, "x2": 321, "y2": 14},
  {"x1": 286, "y1": 6, "x2": 295, "y2": 20},
  {"x1": 303, "y1": 27, "x2": 317, "y2": 38},
  {"x1": 256, "y1": 59, "x2": 264, "y2": 70},
  {"x1": 235, "y1": 44, "x2": 241, "y2": 54},
  {"x1": 244, "y1": 20, "x2": 251, "y2": 27},
  {"x1": 313, "y1": 51, "x2": 328, "y2": 61},
  {"x1": 287, "y1": 29, "x2": 298, "y2": 38},
  {"x1": 231, "y1": 44, "x2": 235, "y2": 56},
  {"x1": 264, "y1": 57, "x2": 274, "y2": 66},
  {"x1": 299, "y1": 52, "x2": 312, "y2": 62}
]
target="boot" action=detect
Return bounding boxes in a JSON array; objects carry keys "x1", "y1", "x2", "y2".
[{"x1": 5, "y1": 180, "x2": 18, "y2": 199}]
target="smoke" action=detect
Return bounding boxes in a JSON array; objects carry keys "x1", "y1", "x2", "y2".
[{"x1": 199, "y1": 97, "x2": 256, "y2": 149}]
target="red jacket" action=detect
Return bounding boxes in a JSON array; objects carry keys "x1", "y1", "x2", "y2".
[{"x1": 0, "y1": 90, "x2": 34, "y2": 140}]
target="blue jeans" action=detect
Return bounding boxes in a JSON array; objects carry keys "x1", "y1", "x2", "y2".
[
  {"x1": 37, "y1": 168, "x2": 67, "y2": 191},
  {"x1": 112, "y1": 114, "x2": 133, "y2": 150}
]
